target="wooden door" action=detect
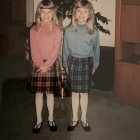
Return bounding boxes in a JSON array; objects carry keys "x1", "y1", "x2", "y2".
[{"x1": 11, "y1": 0, "x2": 26, "y2": 23}]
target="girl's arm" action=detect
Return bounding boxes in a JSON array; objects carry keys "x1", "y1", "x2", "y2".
[
  {"x1": 92, "y1": 29, "x2": 100, "y2": 72},
  {"x1": 43, "y1": 29, "x2": 62, "y2": 69},
  {"x1": 62, "y1": 30, "x2": 70, "y2": 69},
  {"x1": 30, "y1": 29, "x2": 43, "y2": 68}
]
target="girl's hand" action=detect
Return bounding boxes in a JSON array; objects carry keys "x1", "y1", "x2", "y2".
[
  {"x1": 66, "y1": 68, "x2": 68, "y2": 74},
  {"x1": 34, "y1": 66, "x2": 40, "y2": 73},
  {"x1": 39, "y1": 66, "x2": 47, "y2": 73},
  {"x1": 92, "y1": 69, "x2": 95, "y2": 75}
]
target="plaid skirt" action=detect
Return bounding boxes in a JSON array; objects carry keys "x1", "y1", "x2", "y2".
[
  {"x1": 28, "y1": 59, "x2": 62, "y2": 94},
  {"x1": 68, "y1": 55, "x2": 93, "y2": 93}
]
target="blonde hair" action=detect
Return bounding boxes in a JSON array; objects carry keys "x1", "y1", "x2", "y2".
[
  {"x1": 35, "y1": 0, "x2": 59, "y2": 27},
  {"x1": 71, "y1": 0, "x2": 95, "y2": 34}
]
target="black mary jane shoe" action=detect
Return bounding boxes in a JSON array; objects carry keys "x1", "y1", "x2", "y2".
[
  {"x1": 67, "y1": 121, "x2": 79, "y2": 131},
  {"x1": 48, "y1": 121, "x2": 57, "y2": 132},
  {"x1": 32, "y1": 122, "x2": 43, "y2": 134},
  {"x1": 81, "y1": 121, "x2": 91, "y2": 132}
]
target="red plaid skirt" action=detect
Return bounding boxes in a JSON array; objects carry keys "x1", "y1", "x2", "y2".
[{"x1": 28, "y1": 59, "x2": 62, "y2": 94}]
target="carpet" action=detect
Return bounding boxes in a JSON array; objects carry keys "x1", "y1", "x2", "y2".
[
  {"x1": 0, "y1": 78, "x2": 71, "y2": 140},
  {"x1": 1, "y1": 78, "x2": 140, "y2": 140}
]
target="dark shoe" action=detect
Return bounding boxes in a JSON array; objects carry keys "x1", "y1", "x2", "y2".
[
  {"x1": 81, "y1": 121, "x2": 91, "y2": 131},
  {"x1": 48, "y1": 121, "x2": 57, "y2": 132},
  {"x1": 32, "y1": 122, "x2": 42, "y2": 134},
  {"x1": 67, "y1": 121, "x2": 79, "y2": 131}
]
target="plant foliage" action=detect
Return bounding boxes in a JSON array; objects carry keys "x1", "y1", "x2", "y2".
[{"x1": 52, "y1": 0, "x2": 110, "y2": 34}]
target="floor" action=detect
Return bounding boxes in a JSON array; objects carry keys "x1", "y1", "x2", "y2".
[{"x1": 0, "y1": 26, "x2": 140, "y2": 140}]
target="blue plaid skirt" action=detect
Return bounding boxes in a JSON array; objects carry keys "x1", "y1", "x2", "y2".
[
  {"x1": 68, "y1": 55, "x2": 93, "y2": 93},
  {"x1": 28, "y1": 59, "x2": 62, "y2": 94}
]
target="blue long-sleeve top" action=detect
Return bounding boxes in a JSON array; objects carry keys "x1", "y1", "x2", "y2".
[{"x1": 62, "y1": 24, "x2": 100, "y2": 71}]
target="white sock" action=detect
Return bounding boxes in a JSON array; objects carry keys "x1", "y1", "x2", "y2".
[
  {"x1": 35, "y1": 93, "x2": 43, "y2": 125},
  {"x1": 46, "y1": 94, "x2": 54, "y2": 122},
  {"x1": 80, "y1": 93, "x2": 88, "y2": 123},
  {"x1": 71, "y1": 92, "x2": 79, "y2": 125}
]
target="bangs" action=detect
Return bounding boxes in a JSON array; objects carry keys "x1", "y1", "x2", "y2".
[
  {"x1": 40, "y1": 0, "x2": 55, "y2": 9},
  {"x1": 40, "y1": 4, "x2": 55, "y2": 9},
  {"x1": 76, "y1": 0, "x2": 90, "y2": 9}
]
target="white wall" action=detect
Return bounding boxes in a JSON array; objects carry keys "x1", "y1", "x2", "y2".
[
  {"x1": 26, "y1": 0, "x2": 116, "y2": 47},
  {"x1": 33, "y1": 0, "x2": 42, "y2": 20},
  {"x1": 92, "y1": 0, "x2": 116, "y2": 47},
  {"x1": 26, "y1": 0, "x2": 34, "y2": 27}
]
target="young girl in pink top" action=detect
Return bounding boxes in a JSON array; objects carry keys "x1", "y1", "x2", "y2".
[{"x1": 29, "y1": 0, "x2": 62, "y2": 133}]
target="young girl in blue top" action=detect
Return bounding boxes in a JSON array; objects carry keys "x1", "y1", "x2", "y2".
[{"x1": 62, "y1": 0, "x2": 100, "y2": 131}]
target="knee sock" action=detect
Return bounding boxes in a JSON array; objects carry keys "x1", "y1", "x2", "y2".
[
  {"x1": 35, "y1": 93, "x2": 43, "y2": 125},
  {"x1": 71, "y1": 92, "x2": 79, "y2": 125},
  {"x1": 80, "y1": 93, "x2": 88, "y2": 123},
  {"x1": 46, "y1": 94, "x2": 54, "y2": 122}
]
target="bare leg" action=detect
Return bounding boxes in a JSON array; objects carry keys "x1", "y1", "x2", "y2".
[
  {"x1": 46, "y1": 93, "x2": 54, "y2": 122},
  {"x1": 71, "y1": 92, "x2": 79, "y2": 125},
  {"x1": 80, "y1": 93, "x2": 88, "y2": 123},
  {"x1": 35, "y1": 93, "x2": 43, "y2": 125}
]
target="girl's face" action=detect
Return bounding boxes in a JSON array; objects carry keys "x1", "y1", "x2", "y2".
[
  {"x1": 40, "y1": 8, "x2": 54, "y2": 23},
  {"x1": 76, "y1": 7, "x2": 89, "y2": 24}
]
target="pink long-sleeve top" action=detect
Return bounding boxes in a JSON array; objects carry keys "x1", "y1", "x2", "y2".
[{"x1": 30, "y1": 23, "x2": 62, "y2": 69}]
